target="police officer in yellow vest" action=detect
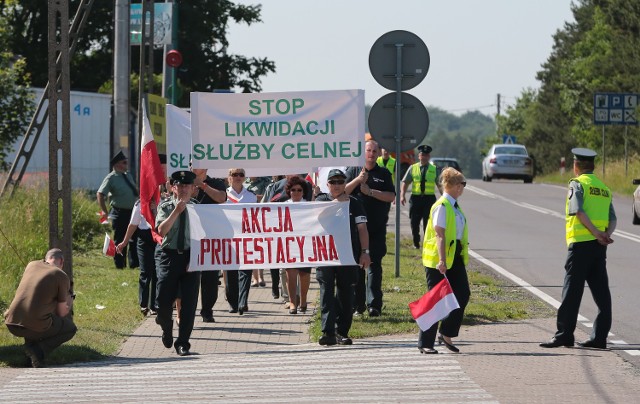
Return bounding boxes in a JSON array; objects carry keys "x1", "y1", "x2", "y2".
[
  {"x1": 418, "y1": 167, "x2": 470, "y2": 354},
  {"x1": 376, "y1": 148, "x2": 396, "y2": 185},
  {"x1": 540, "y1": 148, "x2": 616, "y2": 350},
  {"x1": 401, "y1": 145, "x2": 440, "y2": 249}
]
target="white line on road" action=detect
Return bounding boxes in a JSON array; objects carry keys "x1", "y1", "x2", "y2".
[{"x1": 466, "y1": 185, "x2": 640, "y2": 243}]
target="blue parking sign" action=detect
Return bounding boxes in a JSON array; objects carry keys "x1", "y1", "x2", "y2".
[{"x1": 594, "y1": 93, "x2": 638, "y2": 125}]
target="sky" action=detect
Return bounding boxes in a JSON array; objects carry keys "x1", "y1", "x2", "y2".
[{"x1": 227, "y1": 0, "x2": 576, "y2": 116}]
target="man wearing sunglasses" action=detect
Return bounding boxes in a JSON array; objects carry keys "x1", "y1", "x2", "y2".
[
  {"x1": 315, "y1": 169, "x2": 371, "y2": 346},
  {"x1": 345, "y1": 140, "x2": 396, "y2": 318}
]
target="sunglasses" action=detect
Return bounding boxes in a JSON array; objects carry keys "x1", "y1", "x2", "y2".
[
  {"x1": 230, "y1": 173, "x2": 245, "y2": 177},
  {"x1": 328, "y1": 179, "x2": 345, "y2": 185},
  {"x1": 460, "y1": 181, "x2": 467, "y2": 187},
  {"x1": 290, "y1": 188, "x2": 304, "y2": 193}
]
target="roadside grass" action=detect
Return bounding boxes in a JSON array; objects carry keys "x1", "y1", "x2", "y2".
[
  {"x1": 0, "y1": 250, "x2": 141, "y2": 368},
  {"x1": 309, "y1": 233, "x2": 554, "y2": 341},
  {"x1": 537, "y1": 155, "x2": 640, "y2": 195}
]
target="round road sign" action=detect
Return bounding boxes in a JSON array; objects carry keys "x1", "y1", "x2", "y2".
[
  {"x1": 368, "y1": 92, "x2": 429, "y2": 153},
  {"x1": 369, "y1": 30, "x2": 430, "y2": 91}
]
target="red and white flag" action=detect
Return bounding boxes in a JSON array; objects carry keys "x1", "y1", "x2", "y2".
[
  {"x1": 97, "y1": 211, "x2": 109, "y2": 225},
  {"x1": 102, "y1": 233, "x2": 116, "y2": 257},
  {"x1": 140, "y1": 103, "x2": 166, "y2": 243},
  {"x1": 408, "y1": 278, "x2": 460, "y2": 331}
]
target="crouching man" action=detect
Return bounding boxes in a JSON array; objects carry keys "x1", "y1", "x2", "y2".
[{"x1": 4, "y1": 248, "x2": 76, "y2": 367}]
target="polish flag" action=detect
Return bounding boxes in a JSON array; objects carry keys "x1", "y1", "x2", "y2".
[
  {"x1": 140, "y1": 103, "x2": 166, "y2": 243},
  {"x1": 102, "y1": 233, "x2": 116, "y2": 257},
  {"x1": 408, "y1": 278, "x2": 460, "y2": 331},
  {"x1": 97, "y1": 211, "x2": 109, "y2": 225}
]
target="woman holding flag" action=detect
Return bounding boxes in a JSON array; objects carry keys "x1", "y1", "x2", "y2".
[{"x1": 416, "y1": 167, "x2": 470, "y2": 354}]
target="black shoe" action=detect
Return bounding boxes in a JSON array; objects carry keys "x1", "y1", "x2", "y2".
[
  {"x1": 228, "y1": 307, "x2": 238, "y2": 313},
  {"x1": 319, "y1": 333, "x2": 337, "y2": 346},
  {"x1": 539, "y1": 337, "x2": 574, "y2": 348},
  {"x1": 437, "y1": 334, "x2": 460, "y2": 353},
  {"x1": 176, "y1": 345, "x2": 189, "y2": 356},
  {"x1": 259, "y1": 281, "x2": 266, "y2": 287},
  {"x1": 368, "y1": 308, "x2": 381, "y2": 317},
  {"x1": 336, "y1": 334, "x2": 353, "y2": 345},
  {"x1": 239, "y1": 305, "x2": 248, "y2": 315},
  {"x1": 24, "y1": 344, "x2": 45, "y2": 368},
  {"x1": 289, "y1": 308, "x2": 297, "y2": 314},
  {"x1": 272, "y1": 291, "x2": 280, "y2": 299},
  {"x1": 576, "y1": 339, "x2": 607, "y2": 349},
  {"x1": 413, "y1": 242, "x2": 420, "y2": 249},
  {"x1": 140, "y1": 307, "x2": 150, "y2": 316},
  {"x1": 202, "y1": 315, "x2": 215, "y2": 323},
  {"x1": 161, "y1": 330, "x2": 173, "y2": 348},
  {"x1": 418, "y1": 347, "x2": 438, "y2": 354},
  {"x1": 353, "y1": 310, "x2": 363, "y2": 317}
]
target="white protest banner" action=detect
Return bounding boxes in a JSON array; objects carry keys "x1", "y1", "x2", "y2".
[
  {"x1": 187, "y1": 201, "x2": 356, "y2": 271},
  {"x1": 190, "y1": 90, "x2": 365, "y2": 177},
  {"x1": 166, "y1": 105, "x2": 192, "y2": 176}
]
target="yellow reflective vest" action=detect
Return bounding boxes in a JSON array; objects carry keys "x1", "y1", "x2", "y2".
[
  {"x1": 410, "y1": 163, "x2": 436, "y2": 195},
  {"x1": 422, "y1": 196, "x2": 469, "y2": 268},
  {"x1": 565, "y1": 174, "x2": 611, "y2": 245},
  {"x1": 376, "y1": 156, "x2": 396, "y2": 184}
]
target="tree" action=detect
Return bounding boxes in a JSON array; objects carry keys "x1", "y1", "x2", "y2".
[
  {"x1": 500, "y1": 0, "x2": 640, "y2": 174},
  {"x1": 0, "y1": 1, "x2": 275, "y2": 106},
  {"x1": 0, "y1": 14, "x2": 34, "y2": 170}
]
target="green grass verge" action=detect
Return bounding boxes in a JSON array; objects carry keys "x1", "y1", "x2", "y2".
[
  {"x1": 1, "y1": 251, "x2": 140, "y2": 367},
  {"x1": 309, "y1": 233, "x2": 554, "y2": 341},
  {"x1": 537, "y1": 156, "x2": 640, "y2": 195}
]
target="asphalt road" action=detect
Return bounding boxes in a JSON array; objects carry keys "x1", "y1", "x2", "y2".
[{"x1": 461, "y1": 179, "x2": 640, "y2": 367}]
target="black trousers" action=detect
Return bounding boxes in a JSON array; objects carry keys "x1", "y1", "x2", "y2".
[
  {"x1": 7, "y1": 316, "x2": 77, "y2": 357},
  {"x1": 199, "y1": 270, "x2": 220, "y2": 318},
  {"x1": 136, "y1": 229, "x2": 157, "y2": 310},
  {"x1": 110, "y1": 207, "x2": 138, "y2": 268},
  {"x1": 554, "y1": 240, "x2": 611, "y2": 344},
  {"x1": 418, "y1": 242, "x2": 470, "y2": 349},
  {"x1": 155, "y1": 249, "x2": 201, "y2": 350},
  {"x1": 316, "y1": 265, "x2": 357, "y2": 336},
  {"x1": 409, "y1": 194, "x2": 436, "y2": 247},
  {"x1": 224, "y1": 270, "x2": 252, "y2": 310}
]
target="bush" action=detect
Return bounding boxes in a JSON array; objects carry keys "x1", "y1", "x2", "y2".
[{"x1": 0, "y1": 187, "x2": 103, "y2": 312}]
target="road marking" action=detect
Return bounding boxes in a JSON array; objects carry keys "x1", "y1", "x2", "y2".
[
  {"x1": 466, "y1": 186, "x2": 640, "y2": 243},
  {"x1": 0, "y1": 341, "x2": 497, "y2": 403},
  {"x1": 470, "y1": 249, "x2": 640, "y2": 356}
]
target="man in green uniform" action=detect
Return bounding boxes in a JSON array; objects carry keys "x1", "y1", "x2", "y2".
[
  {"x1": 97, "y1": 150, "x2": 139, "y2": 269},
  {"x1": 400, "y1": 145, "x2": 440, "y2": 249},
  {"x1": 155, "y1": 170, "x2": 201, "y2": 356},
  {"x1": 540, "y1": 148, "x2": 616, "y2": 349}
]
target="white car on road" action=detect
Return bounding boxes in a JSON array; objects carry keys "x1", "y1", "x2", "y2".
[{"x1": 482, "y1": 144, "x2": 534, "y2": 183}]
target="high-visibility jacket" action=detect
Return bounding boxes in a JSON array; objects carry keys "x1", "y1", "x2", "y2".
[
  {"x1": 376, "y1": 156, "x2": 396, "y2": 184},
  {"x1": 565, "y1": 173, "x2": 611, "y2": 245},
  {"x1": 410, "y1": 163, "x2": 436, "y2": 195},
  {"x1": 422, "y1": 196, "x2": 469, "y2": 268}
]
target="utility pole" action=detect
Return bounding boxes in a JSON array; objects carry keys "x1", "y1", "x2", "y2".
[
  {"x1": 113, "y1": 0, "x2": 130, "y2": 161},
  {"x1": 496, "y1": 93, "x2": 501, "y2": 116}
]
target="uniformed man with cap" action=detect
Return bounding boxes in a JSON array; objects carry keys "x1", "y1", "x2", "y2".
[
  {"x1": 155, "y1": 170, "x2": 201, "y2": 356},
  {"x1": 315, "y1": 168, "x2": 370, "y2": 346},
  {"x1": 540, "y1": 148, "x2": 616, "y2": 350},
  {"x1": 97, "y1": 150, "x2": 139, "y2": 269},
  {"x1": 400, "y1": 145, "x2": 440, "y2": 249}
]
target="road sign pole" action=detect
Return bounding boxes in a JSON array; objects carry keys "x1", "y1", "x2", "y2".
[
  {"x1": 394, "y1": 43, "x2": 404, "y2": 278},
  {"x1": 602, "y1": 125, "x2": 605, "y2": 177}
]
